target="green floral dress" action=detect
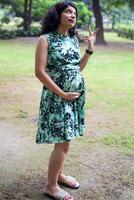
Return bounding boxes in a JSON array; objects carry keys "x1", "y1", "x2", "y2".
[{"x1": 36, "y1": 31, "x2": 85, "y2": 144}]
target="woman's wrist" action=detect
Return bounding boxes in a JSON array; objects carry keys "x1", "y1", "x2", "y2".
[
  {"x1": 85, "y1": 48, "x2": 93, "y2": 55},
  {"x1": 59, "y1": 90, "x2": 66, "y2": 98}
]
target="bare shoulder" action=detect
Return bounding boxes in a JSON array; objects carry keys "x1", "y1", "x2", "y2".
[{"x1": 37, "y1": 35, "x2": 48, "y2": 48}]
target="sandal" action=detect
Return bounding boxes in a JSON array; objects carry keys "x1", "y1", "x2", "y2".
[
  {"x1": 44, "y1": 189, "x2": 74, "y2": 200},
  {"x1": 58, "y1": 175, "x2": 80, "y2": 189}
]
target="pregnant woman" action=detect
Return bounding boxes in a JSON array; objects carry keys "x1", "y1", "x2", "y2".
[{"x1": 35, "y1": 2, "x2": 98, "y2": 200}]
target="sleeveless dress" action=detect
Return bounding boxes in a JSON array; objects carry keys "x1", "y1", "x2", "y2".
[{"x1": 36, "y1": 31, "x2": 85, "y2": 144}]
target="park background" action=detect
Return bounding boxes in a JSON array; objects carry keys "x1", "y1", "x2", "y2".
[{"x1": 0, "y1": 0, "x2": 134, "y2": 199}]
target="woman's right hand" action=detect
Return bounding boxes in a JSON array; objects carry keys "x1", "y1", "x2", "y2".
[{"x1": 61, "y1": 92, "x2": 81, "y2": 100}]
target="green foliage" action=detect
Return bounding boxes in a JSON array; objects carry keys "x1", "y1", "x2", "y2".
[
  {"x1": 1, "y1": 16, "x2": 10, "y2": 24},
  {"x1": 0, "y1": 0, "x2": 59, "y2": 20},
  {"x1": 127, "y1": 0, "x2": 134, "y2": 10},
  {"x1": 116, "y1": 24, "x2": 134, "y2": 40},
  {"x1": 0, "y1": 29, "x2": 16, "y2": 39},
  {"x1": 0, "y1": 0, "x2": 24, "y2": 17},
  {"x1": 16, "y1": 25, "x2": 41, "y2": 37},
  {"x1": 101, "y1": 1, "x2": 134, "y2": 29},
  {"x1": 0, "y1": 25, "x2": 41, "y2": 39},
  {"x1": 0, "y1": 5, "x2": 12, "y2": 27},
  {"x1": 32, "y1": 0, "x2": 59, "y2": 21},
  {"x1": 76, "y1": 2, "x2": 92, "y2": 28},
  {"x1": 101, "y1": 0, "x2": 125, "y2": 10}
]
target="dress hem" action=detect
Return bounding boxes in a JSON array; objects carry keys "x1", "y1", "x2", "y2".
[{"x1": 35, "y1": 133, "x2": 84, "y2": 144}]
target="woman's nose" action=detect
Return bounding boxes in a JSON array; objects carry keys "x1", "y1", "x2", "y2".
[{"x1": 71, "y1": 14, "x2": 76, "y2": 19}]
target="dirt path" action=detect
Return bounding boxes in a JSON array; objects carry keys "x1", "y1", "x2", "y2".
[
  {"x1": 0, "y1": 117, "x2": 134, "y2": 200},
  {"x1": 0, "y1": 121, "x2": 35, "y2": 184},
  {"x1": 0, "y1": 37, "x2": 134, "y2": 199}
]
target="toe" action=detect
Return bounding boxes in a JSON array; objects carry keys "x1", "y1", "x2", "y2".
[{"x1": 63, "y1": 195, "x2": 73, "y2": 200}]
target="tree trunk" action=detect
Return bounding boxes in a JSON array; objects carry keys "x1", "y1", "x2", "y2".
[
  {"x1": 92, "y1": 0, "x2": 106, "y2": 44},
  {"x1": 23, "y1": 0, "x2": 32, "y2": 31},
  {"x1": 112, "y1": 15, "x2": 115, "y2": 30}
]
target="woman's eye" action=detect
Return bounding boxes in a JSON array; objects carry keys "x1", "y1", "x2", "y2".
[
  {"x1": 66, "y1": 10, "x2": 71, "y2": 14},
  {"x1": 65, "y1": 10, "x2": 76, "y2": 16}
]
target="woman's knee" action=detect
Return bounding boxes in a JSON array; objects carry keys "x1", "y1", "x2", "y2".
[{"x1": 55, "y1": 142, "x2": 70, "y2": 154}]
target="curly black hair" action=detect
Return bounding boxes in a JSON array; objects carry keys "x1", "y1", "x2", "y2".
[{"x1": 41, "y1": 1, "x2": 78, "y2": 37}]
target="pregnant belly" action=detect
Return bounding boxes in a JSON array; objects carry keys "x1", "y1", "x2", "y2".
[
  {"x1": 62, "y1": 70, "x2": 85, "y2": 92},
  {"x1": 48, "y1": 67, "x2": 85, "y2": 93}
]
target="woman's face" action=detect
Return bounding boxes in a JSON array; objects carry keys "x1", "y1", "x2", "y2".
[{"x1": 60, "y1": 6, "x2": 77, "y2": 29}]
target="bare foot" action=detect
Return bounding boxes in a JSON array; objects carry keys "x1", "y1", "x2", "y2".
[{"x1": 43, "y1": 184, "x2": 61, "y2": 195}]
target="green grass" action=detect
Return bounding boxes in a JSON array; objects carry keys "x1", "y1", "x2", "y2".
[
  {"x1": 0, "y1": 33, "x2": 134, "y2": 154},
  {"x1": 83, "y1": 48, "x2": 134, "y2": 113},
  {"x1": 0, "y1": 40, "x2": 35, "y2": 79},
  {"x1": 104, "y1": 32, "x2": 134, "y2": 43},
  {"x1": 101, "y1": 133, "x2": 134, "y2": 154},
  {"x1": 79, "y1": 30, "x2": 134, "y2": 43},
  {"x1": 0, "y1": 35, "x2": 133, "y2": 113}
]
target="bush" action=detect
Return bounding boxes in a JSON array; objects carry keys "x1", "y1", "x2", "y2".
[
  {"x1": 0, "y1": 25, "x2": 41, "y2": 39},
  {"x1": 1, "y1": 16, "x2": 10, "y2": 24},
  {"x1": 116, "y1": 24, "x2": 134, "y2": 40},
  {"x1": 0, "y1": 29, "x2": 16, "y2": 39},
  {"x1": 16, "y1": 26, "x2": 41, "y2": 37}
]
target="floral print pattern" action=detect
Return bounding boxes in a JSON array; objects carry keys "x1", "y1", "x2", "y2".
[{"x1": 36, "y1": 32, "x2": 85, "y2": 144}]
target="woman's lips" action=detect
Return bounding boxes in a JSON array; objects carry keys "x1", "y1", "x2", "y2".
[{"x1": 68, "y1": 19, "x2": 75, "y2": 23}]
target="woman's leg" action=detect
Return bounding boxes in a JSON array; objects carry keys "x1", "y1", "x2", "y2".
[
  {"x1": 58, "y1": 166, "x2": 78, "y2": 186},
  {"x1": 58, "y1": 155, "x2": 79, "y2": 188},
  {"x1": 45, "y1": 141, "x2": 70, "y2": 194}
]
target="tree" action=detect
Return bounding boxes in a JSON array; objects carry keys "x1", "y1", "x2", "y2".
[
  {"x1": 0, "y1": 0, "x2": 58, "y2": 30},
  {"x1": 92, "y1": 0, "x2": 106, "y2": 44},
  {"x1": 32, "y1": 0, "x2": 58, "y2": 21},
  {"x1": 1, "y1": 0, "x2": 133, "y2": 35},
  {"x1": 68, "y1": 0, "x2": 106, "y2": 44},
  {"x1": 101, "y1": 0, "x2": 134, "y2": 30},
  {"x1": 128, "y1": 0, "x2": 134, "y2": 10},
  {"x1": 72, "y1": 0, "x2": 134, "y2": 44},
  {"x1": 23, "y1": 0, "x2": 32, "y2": 31},
  {"x1": 0, "y1": 0, "x2": 24, "y2": 17}
]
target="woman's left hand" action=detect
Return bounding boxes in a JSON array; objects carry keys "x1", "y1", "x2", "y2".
[{"x1": 84, "y1": 28, "x2": 100, "y2": 51}]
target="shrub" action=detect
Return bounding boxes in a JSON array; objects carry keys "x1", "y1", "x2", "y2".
[
  {"x1": 16, "y1": 26, "x2": 41, "y2": 37},
  {"x1": 116, "y1": 24, "x2": 134, "y2": 40},
  {"x1": 0, "y1": 25, "x2": 41, "y2": 39},
  {"x1": 0, "y1": 29, "x2": 16, "y2": 39}
]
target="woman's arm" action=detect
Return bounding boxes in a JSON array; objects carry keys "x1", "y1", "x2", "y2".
[
  {"x1": 79, "y1": 51, "x2": 91, "y2": 71},
  {"x1": 35, "y1": 35, "x2": 65, "y2": 97},
  {"x1": 35, "y1": 35, "x2": 80, "y2": 100},
  {"x1": 79, "y1": 28, "x2": 99, "y2": 71}
]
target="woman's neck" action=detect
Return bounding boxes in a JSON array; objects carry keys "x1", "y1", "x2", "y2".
[{"x1": 56, "y1": 26, "x2": 69, "y2": 36}]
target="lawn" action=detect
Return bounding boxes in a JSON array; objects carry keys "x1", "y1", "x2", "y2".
[
  {"x1": 0, "y1": 40, "x2": 35, "y2": 79},
  {"x1": 0, "y1": 32, "x2": 134, "y2": 199},
  {"x1": 79, "y1": 30, "x2": 134, "y2": 43},
  {"x1": 0, "y1": 33, "x2": 134, "y2": 154}
]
